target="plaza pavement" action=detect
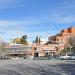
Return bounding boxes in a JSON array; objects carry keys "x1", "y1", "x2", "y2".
[{"x1": 0, "y1": 59, "x2": 75, "y2": 75}]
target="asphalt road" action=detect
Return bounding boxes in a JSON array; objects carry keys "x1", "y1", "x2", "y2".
[{"x1": 0, "y1": 59, "x2": 75, "y2": 75}]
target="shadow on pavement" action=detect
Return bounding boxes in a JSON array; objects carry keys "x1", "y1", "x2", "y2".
[{"x1": 53, "y1": 63, "x2": 75, "y2": 75}]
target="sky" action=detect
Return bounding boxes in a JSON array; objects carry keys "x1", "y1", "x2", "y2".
[{"x1": 0, "y1": 0, "x2": 75, "y2": 42}]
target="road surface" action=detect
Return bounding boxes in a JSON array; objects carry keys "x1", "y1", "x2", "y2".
[{"x1": 0, "y1": 59, "x2": 75, "y2": 75}]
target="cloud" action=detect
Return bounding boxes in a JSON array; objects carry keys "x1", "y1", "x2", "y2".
[
  {"x1": 54, "y1": 15, "x2": 75, "y2": 24},
  {"x1": 0, "y1": 19, "x2": 46, "y2": 42},
  {"x1": 0, "y1": 18, "x2": 43, "y2": 27},
  {"x1": 0, "y1": 30, "x2": 26, "y2": 41},
  {"x1": 0, "y1": 29, "x2": 56, "y2": 42},
  {"x1": 0, "y1": 14, "x2": 75, "y2": 42},
  {"x1": 45, "y1": 13, "x2": 75, "y2": 24}
]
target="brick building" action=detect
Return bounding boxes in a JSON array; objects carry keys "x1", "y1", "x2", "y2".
[{"x1": 48, "y1": 26, "x2": 75, "y2": 53}]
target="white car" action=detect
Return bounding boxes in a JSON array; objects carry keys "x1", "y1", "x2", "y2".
[
  {"x1": 69, "y1": 54, "x2": 75, "y2": 60},
  {"x1": 12, "y1": 57, "x2": 20, "y2": 59},
  {"x1": 60, "y1": 55, "x2": 70, "y2": 60},
  {"x1": 70, "y1": 56, "x2": 75, "y2": 60}
]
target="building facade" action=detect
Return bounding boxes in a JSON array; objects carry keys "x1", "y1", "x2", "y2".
[
  {"x1": 3, "y1": 44, "x2": 32, "y2": 59},
  {"x1": 2, "y1": 27, "x2": 75, "y2": 59},
  {"x1": 48, "y1": 27, "x2": 75, "y2": 53}
]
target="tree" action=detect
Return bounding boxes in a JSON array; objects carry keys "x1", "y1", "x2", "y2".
[
  {"x1": 20, "y1": 35, "x2": 28, "y2": 45},
  {"x1": 68, "y1": 35, "x2": 75, "y2": 47},
  {"x1": 12, "y1": 38, "x2": 20, "y2": 44},
  {"x1": 61, "y1": 35, "x2": 75, "y2": 55},
  {"x1": 33, "y1": 40, "x2": 34, "y2": 44},
  {"x1": 35, "y1": 35, "x2": 39, "y2": 44},
  {"x1": 0, "y1": 42, "x2": 6, "y2": 59},
  {"x1": 38, "y1": 37, "x2": 41, "y2": 45},
  {"x1": 68, "y1": 35, "x2": 75, "y2": 53},
  {"x1": 34, "y1": 36, "x2": 41, "y2": 45},
  {"x1": 61, "y1": 47, "x2": 71, "y2": 55},
  {"x1": 12, "y1": 35, "x2": 28, "y2": 45}
]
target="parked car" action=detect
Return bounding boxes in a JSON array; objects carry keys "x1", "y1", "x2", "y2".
[
  {"x1": 70, "y1": 56, "x2": 75, "y2": 60},
  {"x1": 59, "y1": 55, "x2": 70, "y2": 60},
  {"x1": 12, "y1": 57, "x2": 21, "y2": 59},
  {"x1": 60, "y1": 53, "x2": 75, "y2": 60},
  {"x1": 68, "y1": 54, "x2": 75, "y2": 60}
]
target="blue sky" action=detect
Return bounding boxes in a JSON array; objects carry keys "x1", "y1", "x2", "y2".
[{"x1": 0, "y1": 0, "x2": 75, "y2": 42}]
